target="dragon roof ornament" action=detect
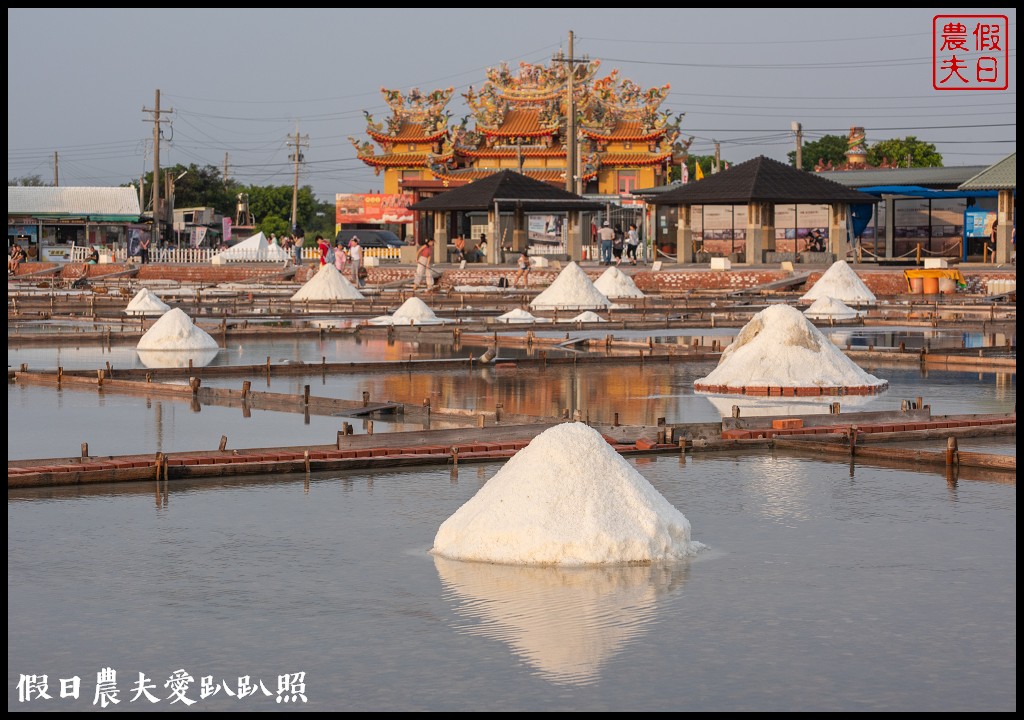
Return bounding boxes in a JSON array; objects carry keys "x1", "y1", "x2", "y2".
[{"x1": 580, "y1": 70, "x2": 674, "y2": 135}]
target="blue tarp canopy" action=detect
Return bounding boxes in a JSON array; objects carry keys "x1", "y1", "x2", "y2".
[{"x1": 857, "y1": 185, "x2": 998, "y2": 200}]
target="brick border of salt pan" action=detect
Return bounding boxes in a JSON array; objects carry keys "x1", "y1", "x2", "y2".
[{"x1": 694, "y1": 381, "x2": 889, "y2": 396}]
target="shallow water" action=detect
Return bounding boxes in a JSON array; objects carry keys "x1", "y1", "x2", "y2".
[{"x1": 7, "y1": 453, "x2": 1015, "y2": 711}]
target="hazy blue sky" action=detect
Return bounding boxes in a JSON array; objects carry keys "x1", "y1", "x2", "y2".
[{"x1": 7, "y1": 8, "x2": 1016, "y2": 201}]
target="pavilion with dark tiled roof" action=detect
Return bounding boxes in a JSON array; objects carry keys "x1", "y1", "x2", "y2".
[
  {"x1": 958, "y1": 152, "x2": 1016, "y2": 264},
  {"x1": 651, "y1": 156, "x2": 878, "y2": 264},
  {"x1": 409, "y1": 170, "x2": 603, "y2": 263}
]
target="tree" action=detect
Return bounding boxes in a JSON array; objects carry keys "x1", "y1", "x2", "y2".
[
  {"x1": 788, "y1": 134, "x2": 848, "y2": 171},
  {"x1": 8, "y1": 175, "x2": 49, "y2": 187},
  {"x1": 867, "y1": 136, "x2": 943, "y2": 168}
]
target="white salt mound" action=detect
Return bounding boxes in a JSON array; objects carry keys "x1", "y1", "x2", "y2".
[
  {"x1": 530, "y1": 262, "x2": 611, "y2": 310},
  {"x1": 800, "y1": 260, "x2": 877, "y2": 305},
  {"x1": 137, "y1": 348, "x2": 219, "y2": 369},
  {"x1": 136, "y1": 308, "x2": 220, "y2": 351},
  {"x1": 592, "y1": 266, "x2": 645, "y2": 299},
  {"x1": 291, "y1": 263, "x2": 364, "y2": 301},
  {"x1": 496, "y1": 308, "x2": 550, "y2": 323},
  {"x1": 124, "y1": 288, "x2": 171, "y2": 316},
  {"x1": 369, "y1": 296, "x2": 445, "y2": 325},
  {"x1": 431, "y1": 422, "x2": 704, "y2": 566},
  {"x1": 564, "y1": 311, "x2": 606, "y2": 323},
  {"x1": 695, "y1": 304, "x2": 885, "y2": 389},
  {"x1": 803, "y1": 296, "x2": 862, "y2": 320}
]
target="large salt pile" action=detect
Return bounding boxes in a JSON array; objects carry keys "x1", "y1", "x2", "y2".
[
  {"x1": 368, "y1": 296, "x2": 445, "y2": 326},
  {"x1": 124, "y1": 288, "x2": 171, "y2": 316},
  {"x1": 803, "y1": 296, "x2": 862, "y2": 320},
  {"x1": 136, "y1": 308, "x2": 220, "y2": 351},
  {"x1": 799, "y1": 260, "x2": 877, "y2": 305},
  {"x1": 530, "y1": 262, "x2": 611, "y2": 310},
  {"x1": 694, "y1": 304, "x2": 886, "y2": 394},
  {"x1": 290, "y1": 263, "x2": 364, "y2": 301},
  {"x1": 137, "y1": 348, "x2": 219, "y2": 369},
  {"x1": 431, "y1": 422, "x2": 704, "y2": 566},
  {"x1": 593, "y1": 266, "x2": 645, "y2": 299}
]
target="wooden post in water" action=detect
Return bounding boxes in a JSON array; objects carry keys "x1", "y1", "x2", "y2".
[
  {"x1": 946, "y1": 437, "x2": 959, "y2": 467},
  {"x1": 362, "y1": 391, "x2": 370, "y2": 407},
  {"x1": 366, "y1": 420, "x2": 374, "y2": 435},
  {"x1": 219, "y1": 435, "x2": 228, "y2": 452},
  {"x1": 242, "y1": 380, "x2": 250, "y2": 400},
  {"x1": 81, "y1": 442, "x2": 89, "y2": 458},
  {"x1": 303, "y1": 385, "x2": 310, "y2": 405}
]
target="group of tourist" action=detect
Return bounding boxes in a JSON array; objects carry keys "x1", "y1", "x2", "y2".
[{"x1": 308, "y1": 233, "x2": 365, "y2": 288}]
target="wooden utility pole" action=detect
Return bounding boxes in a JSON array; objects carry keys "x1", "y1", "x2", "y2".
[
  {"x1": 792, "y1": 121, "x2": 803, "y2": 169},
  {"x1": 557, "y1": 31, "x2": 588, "y2": 195},
  {"x1": 287, "y1": 126, "x2": 309, "y2": 233},
  {"x1": 53, "y1": 152, "x2": 59, "y2": 186},
  {"x1": 142, "y1": 89, "x2": 173, "y2": 246}
]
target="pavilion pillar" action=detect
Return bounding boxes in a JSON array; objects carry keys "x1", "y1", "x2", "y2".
[
  {"x1": 432, "y1": 211, "x2": 448, "y2": 264},
  {"x1": 883, "y1": 195, "x2": 895, "y2": 259},
  {"x1": 566, "y1": 210, "x2": 582, "y2": 262},
  {"x1": 676, "y1": 205, "x2": 694, "y2": 264},
  {"x1": 994, "y1": 189, "x2": 1014, "y2": 264},
  {"x1": 744, "y1": 202, "x2": 774, "y2": 264},
  {"x1": 829, "y1": 203, "x2": 851, "y2": 260},
  {"x1": 486, "y1": 209, "x2": 498, "y2": 264},
  {"x1": 512, "y1": 208, "x2": 527, "y2": 251}
]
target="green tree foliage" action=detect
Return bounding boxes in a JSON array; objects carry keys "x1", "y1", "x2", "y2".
[
  {"x1": 8, "y1": 175, "x2": 50, "y2": 186},
  {"x1": 788, "y1": 134, "x2": 849, "y2": 170},
  {"x1": 867, "y1": 136, "x2": 943, "y2": 168}
]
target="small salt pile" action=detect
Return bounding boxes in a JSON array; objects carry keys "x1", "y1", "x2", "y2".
[
  {"x1": 800, "y1": 260, "x2": 877, "y2": 305},
  {"x1": 803, "y1": 296, "x2": 862, "y2": 320},
  {"x1": 124, "y1": 288, "x2": 171, "y2": 316},
  {"x1": 432, "y1": 422, "x2": 704, "y2": 566},
  {"x1": 530, "y1": 262, "x2": 611, "y2": 310},
  {"x1": 136, "y1": 308, "x2": 219, "y2": 351},
  {"x1": 369, "y1": 296, "x2": 445, "y2": 325},
  {"x1": 495, "y1": 308, "x2": 550, "y2": 324},
  {"x1": 592, "y1": 266, "x2": 645, "y2": 299},
  {"x1": 563, "y1": 311, "x2": 606, "y2": 323},
  {"x1": 694, "y1": 304, "x2": 885, "y2": 391},
  {"x1": 290, "y1": 263, "x2": 364, "y2": 301}
]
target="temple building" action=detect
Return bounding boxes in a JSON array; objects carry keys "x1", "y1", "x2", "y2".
[{"x1": 347, "y1": 56, "x2": 692, "y2": 246}]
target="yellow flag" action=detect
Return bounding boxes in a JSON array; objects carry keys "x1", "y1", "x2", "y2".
[{"x1": 695, "y1": 163, "x2": 705, "y2": 180}]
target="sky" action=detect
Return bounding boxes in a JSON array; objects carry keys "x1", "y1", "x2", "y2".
[{"x1": 7, "y1": 9, "x2": 1016, "y2": 203}]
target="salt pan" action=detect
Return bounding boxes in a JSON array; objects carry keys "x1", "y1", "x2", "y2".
[
  {"x1": 432, "y1": 422, "x2": 704, "y2": 566},
  {"x1": 592, "y1": 266, "x2": 645, "y2": 299},
  {"x1": 800, "y1": 260, "x2": 877, "y2": 305},
  {"x1": 694, "y1": 304, "x2": 886, "y2": 390},
  {"x1": 530, "y1": 262, "x2": 611, "y2": 310},
  {"x1": 136, "y1": 308, "x2": 220, "y2": 351},
  {"x1": 124, "y1": 288, "x2": 171, "y2": 316},
  {"x1": 291, "y1": 263, "x2": 365, "y2": 301}
]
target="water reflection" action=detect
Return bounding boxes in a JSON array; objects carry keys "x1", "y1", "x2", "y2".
[
  {"x1": 434, "y1": 555, "x2": 689, "y2": 686},
  {"x1": 701, "y1": 392, "x2": 879, "y2": 418},
  {"x1": 136, "y1": 348, "x2": 220, "y2": 369}
]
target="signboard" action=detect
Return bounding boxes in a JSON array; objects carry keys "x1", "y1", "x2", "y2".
[
  {"x1": 336, "y1": 193, "x2": 414, "y2": 225},
  {"x1": 222, "y1": 217, "x2": 232, "y2": 243},
  {"x1": 40, "y1": 246, "x2": 72, "y2": 262}
]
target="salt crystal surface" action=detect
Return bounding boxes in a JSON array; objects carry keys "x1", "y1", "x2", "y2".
[
  {"x1": 800, "y1": 260, "x2": 877, "y2": 305},
  {"x1": 803, "y1": 296, "x2": 862, "y2": 320},
  {"x1": 136, "y1": 308, "x2": 220, "y2": 351},
  {"x1": 124, "y1": 288, "x2": 171, "y2": 316},
  {"x1": 592, "y1": 267, "x2": 645, "y2": 299},
  {"x1": 368, "y1": 296, "x2": 446, "y2": 325},
  {"x1": 563, "y1": 311, "x2": 606, "y2": 323},
  {"x1": 530, "y1": 262, "x2": 611, "y2": 310},
  {"x1": 432, "y1": 422, "x2": 704, "y2": 566},
  {"x1": 695, "y1": 304, "x2": 886, "y2": 389},
  {"x1": 291, "y1": 263, "x2": 364, "y2": 301},
  {"x1": 495, "y1": 308, "x2": 550, "y2": 323}
]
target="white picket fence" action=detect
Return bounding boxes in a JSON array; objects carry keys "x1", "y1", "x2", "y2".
[{"x1": 66, "y1": 244, "x2": 403, "y2": 265}]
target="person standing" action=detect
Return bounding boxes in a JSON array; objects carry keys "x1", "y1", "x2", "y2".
[
  {"x1": 317, "y1": 234, "x2": 330, "y2": 266},
  {"x1": 347, "y1": 235, "x2": 364, "y2": 287},
  {"x1": 626, "y1": 223, "x2": 641, "y2": 265},
  {"x1": 333, "y1": 239, "x2": 348, "y2": 275},
  {"x1": 412, "y1": 239, "x2": 435, "y2": 291},
  {"x1": 139, "y1": 233, "x2": 150, "y2": 264},
  {"x1": 597, "y1": 221, "x2": 615, "y2": 266},
  {"x1": 612, "y1": 224, "x2": 625, "y2": 266},
  {"x1": 293, "y1": 235, "x2": 304, "y2": 265},
  {"x1": 512, "y1": 249, "x2": 531, "y2": 288}
]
